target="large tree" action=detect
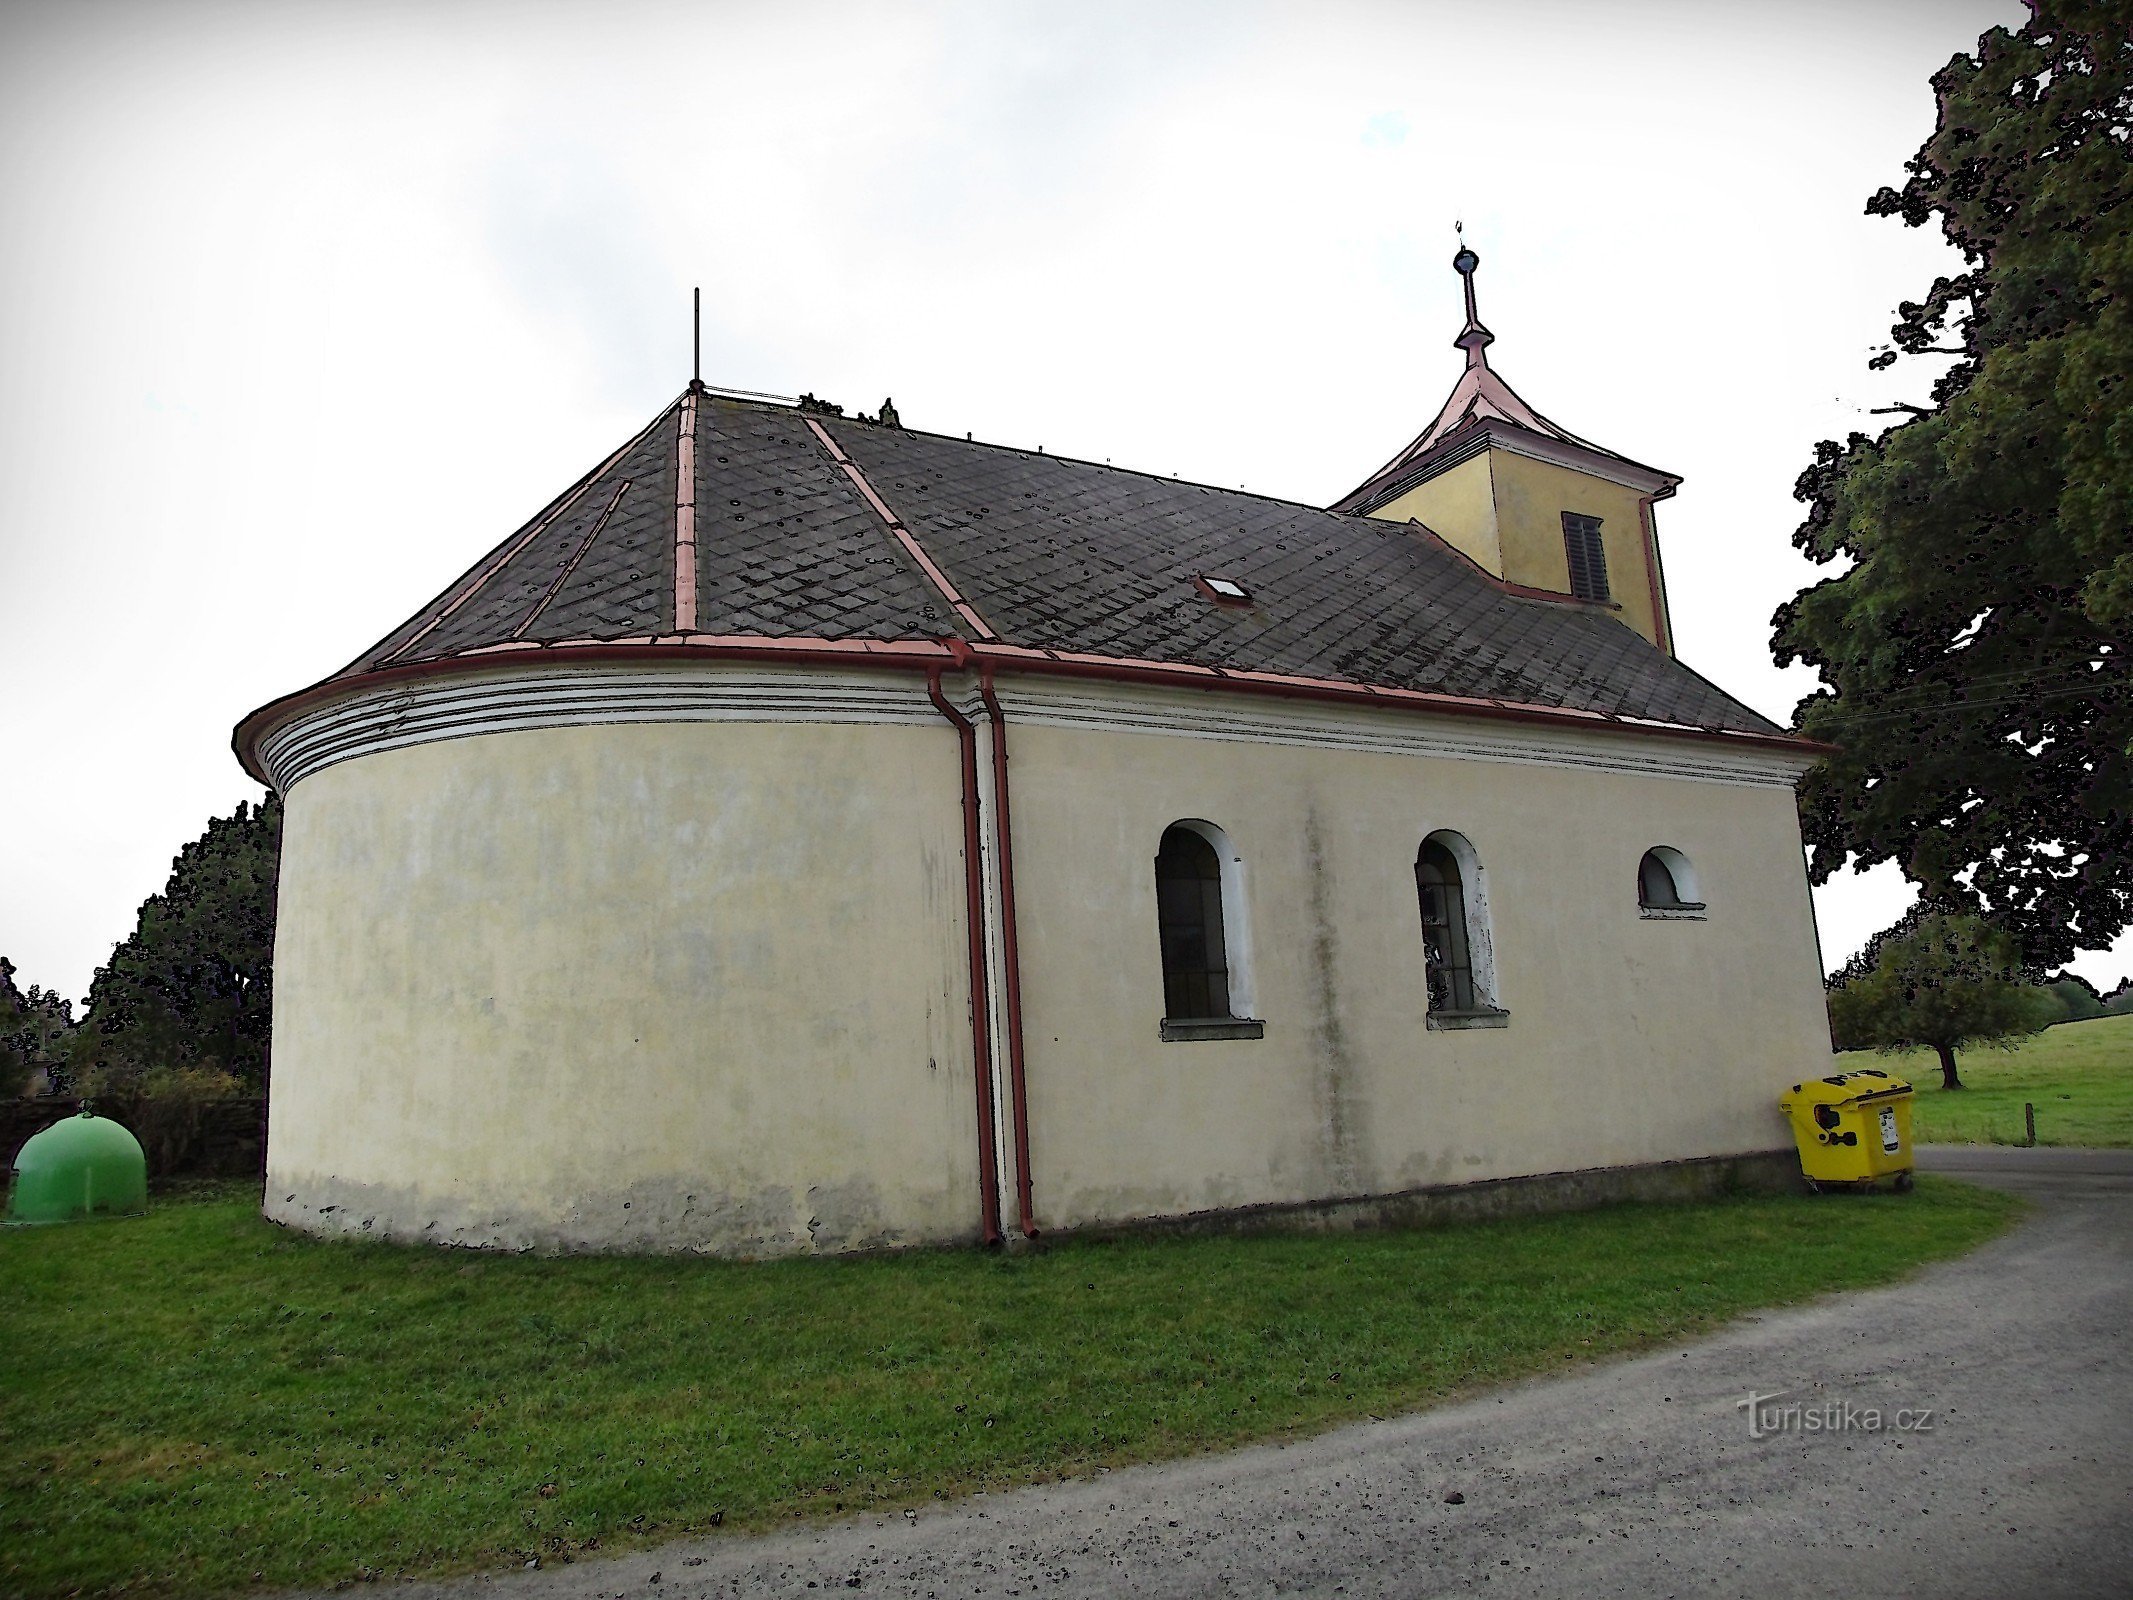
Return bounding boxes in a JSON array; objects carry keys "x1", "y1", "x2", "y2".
[
  {"x1": 0, "y1": 958, "x2": 75, "y2": 1097},
  {"x1": 1772, "y1": 2, "x2": 2132, "y2": 970},
  {"x1": 1826, "y1": 910, "x2": 2058, "y2": 1090},
  {"x1": 71, "y1": 795, "x2": 281, "y2": 1094}
]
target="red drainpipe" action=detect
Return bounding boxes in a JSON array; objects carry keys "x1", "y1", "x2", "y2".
[
  {"x1": 925, "y1": 664, "x2": 1005, "y2": 1246},
  {"x1": 968, "y1": 656, "x2": 1037, "y2": 1238}
]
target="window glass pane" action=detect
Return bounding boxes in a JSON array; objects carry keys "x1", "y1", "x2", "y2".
[
  {"x1": 1156, "y1": 826, "x2": 1232, "y2": 1020},
  {"x1": 1640, "y1": 851, "x2": 1679, "y2": 907},
  {"x1": 1417, "y1": 841, "x2": 1476, "y2": 1012}
]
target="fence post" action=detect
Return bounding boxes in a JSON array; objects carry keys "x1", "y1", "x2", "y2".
[{"x1": 2024, "y1": 1102, "x2": 2037, "y2": 1148}]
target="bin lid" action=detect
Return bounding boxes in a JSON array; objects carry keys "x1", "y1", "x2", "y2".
[{"x1": 1781, "y1": 1068, "x2": 1912, "y2": 1108}]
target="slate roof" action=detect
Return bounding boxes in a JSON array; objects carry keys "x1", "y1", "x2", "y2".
[{"x1": 321, "y1": 386, "x2": 1783, "y2": 740}]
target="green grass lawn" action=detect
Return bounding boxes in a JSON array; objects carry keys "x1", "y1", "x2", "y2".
[
  {"x1": 2, "y1": 1178, "x2": 2019, "y2": 1599},
  {"x1": 1866, "y1": 1013, "x2": 2133, "y2": 1148}
]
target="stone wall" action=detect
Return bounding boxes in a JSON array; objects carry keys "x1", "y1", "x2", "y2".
[{"x1": 2, "y1": 1097, "x2": 266, "y2": 1181}]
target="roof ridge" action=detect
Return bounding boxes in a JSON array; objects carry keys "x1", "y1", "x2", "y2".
[
  {"x1": 695, "y1": 389, "x2": 1364, "y2": 522},
  {"x1": 674, "y1": 389, "x2": 700, "y2": 632},
  {"x1": 804, "y1": 415, "x2": 994, "y2": 639},
  {"x1": 512, "y1": 477, "x2": 633, "y2": 640}
]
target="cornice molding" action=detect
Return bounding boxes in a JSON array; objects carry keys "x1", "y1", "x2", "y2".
[
  {"x1": 254, "y1": 661, "x2": 1815, "y2": 795},
  {"x1": 997, "y1": 678, "x2": 1810, "y2": 788},
  {"x1": 1356, "y1": 419, "x2": 1679, "y2": 519}
]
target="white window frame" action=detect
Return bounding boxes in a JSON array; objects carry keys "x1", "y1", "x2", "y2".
[
  {"x1": 1155, "y1": 817, "x2": 1261, "y2": 1039},
  {"x1": 1637, "y1": 845, "x2": 1707, "y2": 920},
  {"x1": 1421, "y1": 827, "x2": 1506, "y2": 1027}
]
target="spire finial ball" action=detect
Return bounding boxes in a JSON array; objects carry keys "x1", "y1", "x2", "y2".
[{"x1": 1453, "y1": 245, "x2": 1480, "y2": 276}]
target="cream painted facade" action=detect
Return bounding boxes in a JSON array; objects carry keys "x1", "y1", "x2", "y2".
[
  {"x1": 261, "y1": 662, "x2": 1828, "y2": 1255},
  {"x1": 1372, "y1": 446, "x2": 1669, "y2": 649},
  {"x1": 268, "y1": 711, "x2": 983, "y2": 1253}
]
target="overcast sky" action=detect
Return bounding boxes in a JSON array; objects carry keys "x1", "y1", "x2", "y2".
[{"x1": 5, "y1": 0, "x2": 2121, "y2": 1005}]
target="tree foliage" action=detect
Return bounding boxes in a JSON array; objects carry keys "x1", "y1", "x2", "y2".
[
  {"x1": 1773, "y1": 2, "x2": 2132, "y2": 968},
  {"x1": 2042, "y1": 973, "x2": 2106, "y2": 1022},
  {"x1": 71, "y1": 795, "x2": 281, "y2": 1094},
  {"x1": 1826, "y1": 910, "x2": 2059, "y2": 1089},
  {"x1": 0, "y1": 958, "x2": 76, "y2": 1097}
]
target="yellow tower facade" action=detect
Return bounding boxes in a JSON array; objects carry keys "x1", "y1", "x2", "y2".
[{"x1": 1333, "y1": 246, "x2": 1679, "y2": 654}]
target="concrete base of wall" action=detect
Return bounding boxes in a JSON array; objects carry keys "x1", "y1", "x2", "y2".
[
  {"x1": 262, "y1": 1149, "x2": 1807, "y2": 1258},
  {"x1": 1037, "y1": 1149, "x2": 1807, "y2": 1248}
]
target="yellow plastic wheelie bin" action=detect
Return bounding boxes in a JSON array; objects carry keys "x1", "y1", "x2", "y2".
[{"x1": 1780, "y1": 1069, "x2": 1915, "y2": 1192}]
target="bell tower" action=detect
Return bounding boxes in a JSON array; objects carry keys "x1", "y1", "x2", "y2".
[{"x1": 1332, "y1": 243, "x2": 1679, "y2": 653}]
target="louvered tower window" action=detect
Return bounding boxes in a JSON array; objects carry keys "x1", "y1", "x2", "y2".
[
  {"x1": 1562, "y1": 512, "x2": 1610, "y2": 602},
  {"x1": 1155, "y1": 825, "x2": 1232, "y2": 1019}
]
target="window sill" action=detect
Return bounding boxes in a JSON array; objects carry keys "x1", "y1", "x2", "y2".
[
  {"x1": 1426, "y1": 1008, "x2": 1511, "y2": 1031},
  {"x1": 1159, "y1": 1017, "x2": 1267, "y2": 1043},
  {"x1": 1639, "y1": 904, "x2": 1708, "y2": 921}
]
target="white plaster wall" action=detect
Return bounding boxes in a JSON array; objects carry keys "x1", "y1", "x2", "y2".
[
  {"x1": 265, "y1": 718, "x2": 981, "y2": 1253},
  {"x1": 1000, "y1": 719, "x2": 1828, "y2": 1232},
  {"x1": 260, "y1": 663, "x2": 1830, "y2": 1256}
]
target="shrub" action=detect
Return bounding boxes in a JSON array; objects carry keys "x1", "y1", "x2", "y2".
[{"x1": 76, "y1": 1063, "x2": 245, "y2": 1177}]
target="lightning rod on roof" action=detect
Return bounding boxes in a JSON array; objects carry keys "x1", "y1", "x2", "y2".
[{"x1": 692, "y1": 287, "x2": 702, "y2": 389}]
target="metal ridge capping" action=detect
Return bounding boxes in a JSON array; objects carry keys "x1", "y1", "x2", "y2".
[
  {"x1": 372, "y1": 397, "x2": 680, "y2": 671},
  {"x1": 800, "y1": 415, "x2": 997, "y2": 640},
  {"x1": 674, "y1": 390, "x2": 700, "y2": 633},
  {"x1": 514, "y1": 479, "x2": 632, "y2": 639}
]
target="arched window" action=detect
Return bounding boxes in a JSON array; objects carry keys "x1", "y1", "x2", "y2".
[
  {"x1": 1156, "y1": 825, "x2": 1230, "y2": 1018},
  {"x1": 1417, "y1": 830, "x2": 1505, "y2": 1026},
  {"x1": 1637, "y1": 847, "x2": 1705, "y2": 917},
  {"x1": 1153, "y1": 821, "x2": 1262, "y2": 1040},
  {"x1": 1416, "y1": 840, "x2": 1473, "y2": 1012}
]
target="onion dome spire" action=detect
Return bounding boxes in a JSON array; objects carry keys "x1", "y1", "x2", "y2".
[{"x1": 1452, "y1": 224, "x2": 1493, "y2": 369}]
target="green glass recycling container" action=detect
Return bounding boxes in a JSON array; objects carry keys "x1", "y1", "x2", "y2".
[{"x1": 7, "y1": 1111, "x2": 148, "y2": 1223}]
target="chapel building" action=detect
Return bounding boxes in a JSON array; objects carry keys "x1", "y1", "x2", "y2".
[{"x1": 237, "y1": 250, "x2": 1831, "y2": 1254}]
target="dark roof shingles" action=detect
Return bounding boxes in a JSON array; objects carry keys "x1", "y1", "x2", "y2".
[
  {"x1": 824, "y1": 420, "x2": 1778, "y2": 735},
  {"x1": 333, "y1": 391, "x2": 1778, "y2": 738},
  {"x1": 681, "y1": 401, "x2": 960, "y2": 640},
  {"x1": 340, "y1": 400, "x2": 682, "y2": 672}
]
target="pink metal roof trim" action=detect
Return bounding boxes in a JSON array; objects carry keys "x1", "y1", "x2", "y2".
[
  {"x1": 673, "y1": 391, "x2": 700, "y2": 633},
  {"x1": 374, "y1": 402, "x2": 674, "y2": 671},
  {"x1": 515, "y1": 479, "x2": 632, "y2": 639},
  {"x1": 802, "y1": 416, "x2": 998, "y2": 641}
]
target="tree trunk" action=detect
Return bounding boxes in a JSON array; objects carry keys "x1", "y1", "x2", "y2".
[{"x1": 1936, "y1": 1042, "x2": 1963, "y2": 1090}]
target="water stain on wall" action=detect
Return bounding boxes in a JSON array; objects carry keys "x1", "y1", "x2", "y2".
[{"x1": 1303, "y1": 807, "x2": 1360, "y2": 1193}]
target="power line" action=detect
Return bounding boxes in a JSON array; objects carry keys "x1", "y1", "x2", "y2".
[{"x1": 1807, "y1": 681, "x2": 2127, "y2": 731}]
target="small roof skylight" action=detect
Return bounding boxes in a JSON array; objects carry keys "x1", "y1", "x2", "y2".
[{"x1": 1200, "y1": 576, "x2": 1251, "y2": 603}]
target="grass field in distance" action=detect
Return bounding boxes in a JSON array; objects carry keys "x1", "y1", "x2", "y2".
[{"x1": 1858, "y1": 1013, "x2": 2132, "y2": 1148}]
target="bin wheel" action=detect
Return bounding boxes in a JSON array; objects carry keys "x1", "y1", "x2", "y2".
[{"x1": 1893, "y1": 1171, "x2": 1914, "y2": 1193}]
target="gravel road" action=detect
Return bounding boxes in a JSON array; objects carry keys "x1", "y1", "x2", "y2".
[{"x1": 343, "y1": 1147, "x2": 2133, "y2": 1600}]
